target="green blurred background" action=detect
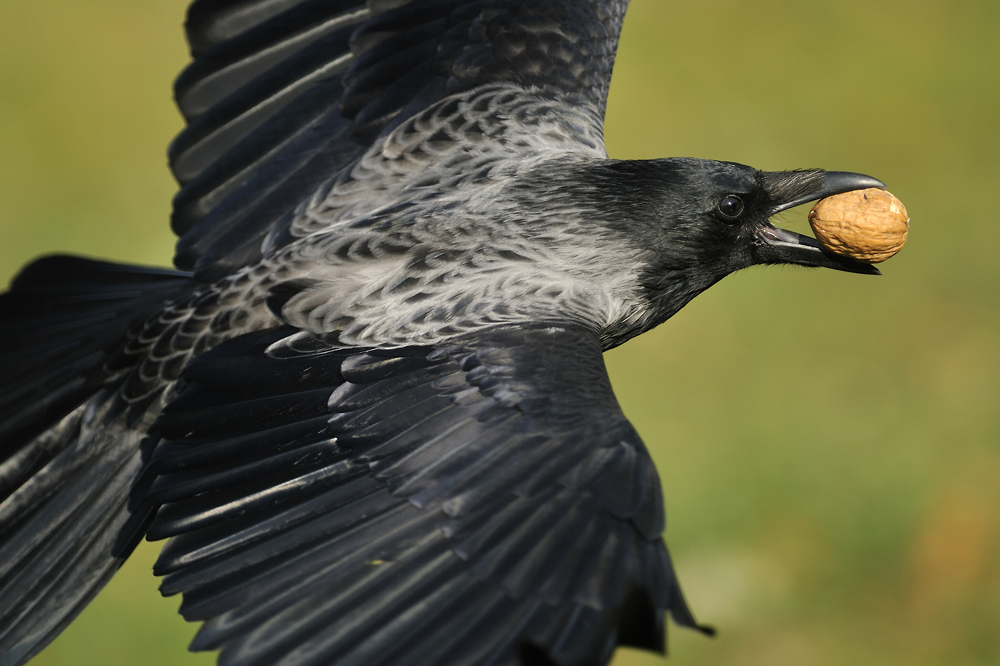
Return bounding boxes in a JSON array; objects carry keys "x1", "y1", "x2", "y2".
[{"x1": 2, "y1": 0, "x2": 997, "y2": 664}]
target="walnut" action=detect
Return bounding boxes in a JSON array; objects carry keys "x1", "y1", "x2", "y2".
[{"x1": 808, "y1": 188, "x2": 909, "y2": 263}]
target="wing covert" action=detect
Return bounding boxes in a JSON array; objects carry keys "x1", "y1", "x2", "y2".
[
  {"x1": 143, "y1": 324, "x2": 709, "y2": 666},
  {"x1": 169, "y1": 0, "x2": 630, "y2": 281}
]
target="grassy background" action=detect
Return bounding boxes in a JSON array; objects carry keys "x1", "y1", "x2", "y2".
[{"x1": 1, "y1": 1, "x2": 996, "y2": 665}]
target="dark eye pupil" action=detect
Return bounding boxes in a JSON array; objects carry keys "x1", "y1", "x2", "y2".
[{"x1": 719, "y1": 195, "x2": 744, "y2": 219}]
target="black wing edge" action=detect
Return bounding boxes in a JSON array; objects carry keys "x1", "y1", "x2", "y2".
[
  {"x1": 142, "y1": 323, "x2": 711, "y2": 666},
  {"x1": 0, "y1": 256, "x2": 191, "y2": 666}
]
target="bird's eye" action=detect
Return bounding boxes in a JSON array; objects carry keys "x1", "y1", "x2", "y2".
[{"x1": 717, "y1": 195, "x2": 745, "y2": 220}]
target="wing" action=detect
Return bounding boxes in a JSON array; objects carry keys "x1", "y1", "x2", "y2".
[
  {"x1": 169, "y1": 0, "x2": 629, "y2": 281},
  {"x1": 144, "y1": 324, "x2": 710, "y2": 666}
]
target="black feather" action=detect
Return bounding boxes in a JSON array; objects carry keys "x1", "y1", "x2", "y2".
[{"x1": 132, "y1": 324, "x2": 708, "y2": 666}]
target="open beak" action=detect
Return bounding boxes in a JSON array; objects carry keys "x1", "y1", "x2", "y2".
[{"x1": 755, "y1": 171, "x2": 886, "y2": 275}]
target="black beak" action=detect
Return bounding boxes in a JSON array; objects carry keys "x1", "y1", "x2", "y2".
[{"x1": 755, "y1": 171, "x2": 886, "y2": 275}]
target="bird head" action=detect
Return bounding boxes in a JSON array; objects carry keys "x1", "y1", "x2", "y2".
[
  {"x1": 627, "y1": 157, "x2": 883, "y2": 276},
  {"x1": 581, "y1": 157, "x2": 885, "y2": 343}
]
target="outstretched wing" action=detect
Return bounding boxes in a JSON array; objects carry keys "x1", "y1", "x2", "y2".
[
  {"x1": 169, "y1": 0, "x2": 629, "y2": 281},
  {"x1": 145, "y1": 324, "x2": 709, "y2": 666}
]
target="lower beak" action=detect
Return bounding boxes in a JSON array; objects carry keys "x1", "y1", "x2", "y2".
[{"x1": 755, "y1": 171, "x2": 886, "y2": 275}]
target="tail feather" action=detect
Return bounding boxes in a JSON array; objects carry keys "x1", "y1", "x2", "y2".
[
  {"x1": 0, "y1": 256, "x2": 189, "y2": 449},
  {"x1": 0, "y1": 255, "x2": 190, "y2": 666}
]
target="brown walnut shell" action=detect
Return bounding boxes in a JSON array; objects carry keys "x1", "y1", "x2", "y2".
[{"x1": 808, "y1": 188, "x2": 909, "y2": 263}]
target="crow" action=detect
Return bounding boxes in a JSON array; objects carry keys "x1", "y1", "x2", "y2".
[{"x1": 0, "y1": 1, "x2": 886, "y2": 665}]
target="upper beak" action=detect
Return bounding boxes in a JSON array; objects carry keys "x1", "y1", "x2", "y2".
[{"x1": 756, "y1": 171, "x2": 886, "y2": 275}]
